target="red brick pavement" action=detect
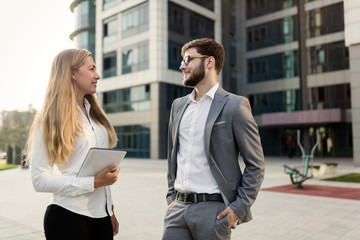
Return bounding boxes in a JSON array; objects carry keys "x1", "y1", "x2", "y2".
[{"x1": 262, "y1": 184, "x2": 360, "y2": 200}]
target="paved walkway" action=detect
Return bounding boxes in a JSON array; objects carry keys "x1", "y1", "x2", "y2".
[{"x1": 0, "y1": 157, "x2": 360, "y2": 239}]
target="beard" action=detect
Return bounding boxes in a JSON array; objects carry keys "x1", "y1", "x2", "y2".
[{"x1": 183, "y1": 61, "x2": 205, "y2": 87}]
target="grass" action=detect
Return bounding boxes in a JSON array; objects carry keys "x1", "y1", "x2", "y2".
[
  {"x1": 323, "y1": 173, "x2": 360, "y2": 183},
  {"x1": 0, "y1": 160, "x2": 19, "y2": 171}
]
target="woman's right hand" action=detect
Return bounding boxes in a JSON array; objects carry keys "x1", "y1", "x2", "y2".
[{"x1": 94, "y1": 163, "x2": 120, "y2": 188}]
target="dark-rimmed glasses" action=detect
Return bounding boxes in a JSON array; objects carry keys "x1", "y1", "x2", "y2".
[{"x1": 181, "y1": 55, "x2": 209, "y2": 66}]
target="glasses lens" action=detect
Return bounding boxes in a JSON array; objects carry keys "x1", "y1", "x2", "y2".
[{"x1": 185, "y1": 56, "x2": 190, "y2": 65}]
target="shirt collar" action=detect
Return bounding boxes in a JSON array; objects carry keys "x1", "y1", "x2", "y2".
[
  {"x1": 76, "y1": 98, "x2": 91, "y2": 114},
  {"x1": 189, "y1": 83, "x2": 219, "y2": 102}
]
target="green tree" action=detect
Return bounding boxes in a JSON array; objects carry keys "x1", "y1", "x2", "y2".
[{"x1": 0, "y1": 106, "x2": 37, "y2": 153}]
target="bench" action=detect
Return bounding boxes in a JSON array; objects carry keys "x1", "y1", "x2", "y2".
[{"x1": 319, "y1": 162, "x2": 338, "y2": 176}]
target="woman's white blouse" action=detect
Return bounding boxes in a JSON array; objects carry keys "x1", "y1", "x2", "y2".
[{"x1": 31, "y1": 99, "x2": 114, "y2": 218}]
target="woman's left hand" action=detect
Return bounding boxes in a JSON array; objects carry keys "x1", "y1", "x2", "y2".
[{"x1": 111, "y1": 212, "x2": 119, "y2": 236}]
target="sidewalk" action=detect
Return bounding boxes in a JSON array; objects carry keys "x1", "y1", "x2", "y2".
[{"x1": 0, "y1": 157, "x2": 359, "y2": 239}]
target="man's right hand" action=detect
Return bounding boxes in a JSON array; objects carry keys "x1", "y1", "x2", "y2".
[
  {"x1": 167, "y1": 201, "x2": 175, "y2": 210},
  {"x1": 94, "y1": 163, "x2": 120, "y2": 188}
]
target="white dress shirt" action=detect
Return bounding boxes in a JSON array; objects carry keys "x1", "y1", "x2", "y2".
[
  {"x1": 175, "y1": 83, "x2": 220, "y2": 194},
  {"x1": 31, "y1": 99, "x2": 113, "y2": 218}
]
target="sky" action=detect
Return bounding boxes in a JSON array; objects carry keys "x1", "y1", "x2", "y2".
[{"x1": 0, "y1": 0, "x2": 75, "y2": 112}]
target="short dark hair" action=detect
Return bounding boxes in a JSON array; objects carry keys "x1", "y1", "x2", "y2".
[{"x1": 181, "y1": 38, "x2": 225, "y2": 74}]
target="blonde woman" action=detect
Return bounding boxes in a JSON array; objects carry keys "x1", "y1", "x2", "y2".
[{"x1": 27, "y1": 49, "x2": 120, "y2": 239}]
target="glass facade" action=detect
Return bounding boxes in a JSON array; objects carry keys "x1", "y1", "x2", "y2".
[
  {"x1": 74, "y1": 1, "x2": 95, "y2": 29},
  {"x1": 310, "y1": 84, "x2": 351, "y2": 110},
  {"x1": 259, "y1": 123, "x2": 352, "y2": 157},
  {"x1": 307, "y1": 2, "x2": 344, "y2": 38},
  {"x1": 74, "y1": 31, "x2": 96, "y2": 58},
  {"x1": 247, "y1": 15, "x2": 297, "y2": 51},
  {"x1": 122, "y1": 41, "x2": 149, "y2": 74},
  {"x1": 246, "y1": 0, "x2": 296, "y2": 19},
  {"x1": 249, "y1": 90, "x2": 299, "y2": 115},
  {"x1": 168, "y1": 2, "x2": 214, "y2": 71},
  {"x1": 165, "y1": 84, "x2": 193, "y2": 109},
  {"x1": 122, "y1": 1, "x2": 149, "y2": 39},
  {"x1": 247, "y1": 50, "x2": 298, "y2": 83},
  {"x1": 103, "y1": 51, "x2": 117, "y2": 78},
  {"x1": 103, "y1": 85, "x2": 151, "y2": 113},
  {"x1": 308, "y1": 41, "x2": 349, "y2": 74},
  {"x1": 103, "y1": 17, "x2": 118, "y2": 45},
  {"x1": 168, "y1": 41, "x2": 183, "y2": 71},
  {"x1": 103, "y1": 0, "x2": 118, "y2": 10},
  {"x1": 190, "y1": 12, "x2": 215, "y2": 39},
  {"x1": 115, "y1": 125, "x2": 150, "y2": 158},
  {"x1": 71, "y1": 0, "x2": 96, "y2": 58}
]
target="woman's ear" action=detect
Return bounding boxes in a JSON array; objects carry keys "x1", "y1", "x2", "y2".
[{"x1": 72, "y1": 72, "x2": 76, "y2": 81}]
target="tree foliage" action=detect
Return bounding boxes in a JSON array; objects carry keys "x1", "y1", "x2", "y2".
[{"x1": 0, "y1": 106, "x2": 37, "y2": 152}]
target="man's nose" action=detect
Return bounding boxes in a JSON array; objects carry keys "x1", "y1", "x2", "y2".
[{"x1": 179, "y1": 62, "x2": 186, "y2": 71}]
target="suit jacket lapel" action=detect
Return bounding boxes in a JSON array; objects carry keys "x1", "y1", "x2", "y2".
[
  {"x1": 204, "y1": 87, "x2": 229, "y2": 159},
  {"x1": 172, "y1": 97, "x2": 191, "y2": 161},
  {"x1": 204, "y1": 87, "x2": 235, "y2": 202}
]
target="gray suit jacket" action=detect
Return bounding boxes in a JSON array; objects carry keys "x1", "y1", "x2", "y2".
[{"x1": 166, "y1": 87, "x2": 265, "y2": 223}]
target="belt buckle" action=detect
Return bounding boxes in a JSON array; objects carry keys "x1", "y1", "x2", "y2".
[
  {"x1": 183, "y1": 192, "x2": 196, "y2": 204},
  {"x1": 183, "y1": 192, "x2": 189, "y2": 204}
]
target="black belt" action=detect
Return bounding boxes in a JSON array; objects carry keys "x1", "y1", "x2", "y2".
[{"x1": 176, "y1": 192, "x2": 223, "y2": 204}]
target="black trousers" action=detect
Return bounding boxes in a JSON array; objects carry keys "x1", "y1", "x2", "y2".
[{"x1": 44, "y1": 204, "x2": 113, "y2": 240}]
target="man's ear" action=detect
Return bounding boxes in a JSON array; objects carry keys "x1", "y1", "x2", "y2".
[{"x1": 206, "y1": 56, "x2": 215, "y2": 69}]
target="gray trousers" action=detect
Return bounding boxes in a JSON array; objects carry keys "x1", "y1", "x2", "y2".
[{"x1": 162, "y1": 200, "x2": 231, "y2": 240}]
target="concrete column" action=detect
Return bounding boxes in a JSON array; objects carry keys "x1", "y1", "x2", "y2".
[
  {"x1": 149, "y1": 0, "x2": 168, "y2": 159},
  {"x1": 297, "y1": 0, "x2": 310, "y2": 151},
  {"x1": 344, "y1": 0, "x2": 360, "y2": 166}
]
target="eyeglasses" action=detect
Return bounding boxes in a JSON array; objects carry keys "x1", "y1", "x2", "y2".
[{"x1": 181, "y1": 55, "x2": 210, "y2": 66}]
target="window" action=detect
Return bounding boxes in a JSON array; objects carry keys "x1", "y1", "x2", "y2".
[
  {"x1": 103, "y1": 51, "x2": 117, "y2": 78},
  {"x1": 165, "y1": 83, "x2": 192, "y2": 109},
  {"x1": 103, "y1": 85, "x2": 151, "y2": 113},
  {"x1": 248, "y1": 51, "x2": 298, "y2": 83},
  {"x1": 249, "y1": 90, "x2": 299, "y2": 115},
  {"x1": 248, "y1": 27, "x2": 266, "y2": 43},
  {"x1": 248, "y1": 60, "x2": 266, "y2": 76},
  {"x1": 103, "y1": 17, "x2": 118, "y2": 45},
  {"x1": 122, "y1": 41, "x2": 149, "y2": 74},
  {"x1": 168, "y1": 2, "x2": 185, "y2": 34},
  {"x1": 172, "y1": 8, "x2": 183, "y2": 27},
  {"x1": 312, "y1": 84, "x2": 351, "y2": 109},
  {"x1": 248, "y1": 16, "x2": 296, "y2": 50},
  {"x1": 317, "y1": 49, "x2": 324, "y2": 64},
  {"x1": 318, "y1": 87, "x2": 325, "y2": 102},
  {"x1": 168, "y1": 41, "x2": 183, "y2": 71},
  {"x1": 103, "y1": 0, "x2": 118, "y2": 10},
  {"x1": 115, "y1": 125, "x2": 150, "y2": 158},
  {"x1": 74, "y1": 1, "x2": 95, "y2": 29},
  {"x1": 309, "y1": 41, "x2": 349, "y2": 74},
  {"x1": 122, "y1": 2, "x2": 149, "y2": 38},
  {"x1": 308, "y1": 3, "x2": 344, "y2": 38},
  {"x1": 246, "y1": 0, "x2": 295, "y2": 19},
  {"x1": 190, "y1": 12, "x2": 214, "y2": 38}
]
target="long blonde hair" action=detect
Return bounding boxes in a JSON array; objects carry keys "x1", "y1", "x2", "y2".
[{"x1": 26, "y1": 49, "x2": 117, "y2": 165}]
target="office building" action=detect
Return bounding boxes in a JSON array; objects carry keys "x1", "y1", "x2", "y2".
[
  {"x1": 71, "y1": 0, "x2": 359, "y2": 165},
  {"x1": 70, "y1": 0, "x2": 96, "y2": 58}
]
